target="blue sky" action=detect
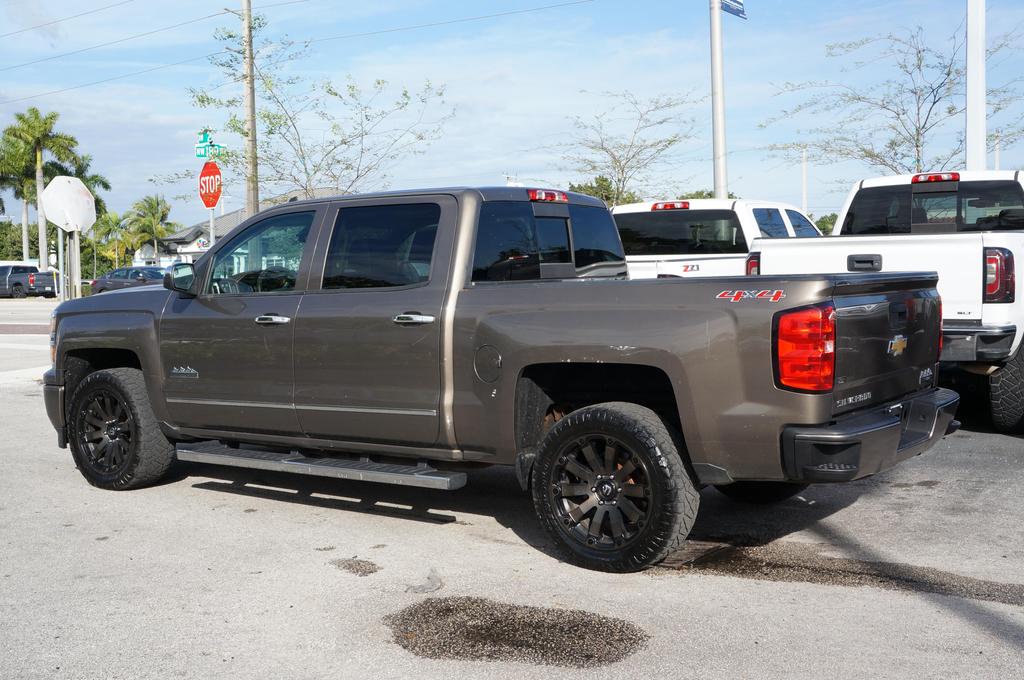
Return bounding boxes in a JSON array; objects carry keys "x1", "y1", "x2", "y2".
[{"x1": 1, "y1": 0, "x2": 1022, "y2": 227}]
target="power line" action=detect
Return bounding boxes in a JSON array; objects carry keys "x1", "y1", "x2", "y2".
[
  {"x1": 0, "y1": 0, "x2": 134, "y2": 39},
  {"x1": 0, "y1": 0, "x2": 595, "y2": 106}
]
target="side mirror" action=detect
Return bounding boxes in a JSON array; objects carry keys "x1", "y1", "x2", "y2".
[{"x1": 164, "y1": 263, "x2": 196, "y2": 297}]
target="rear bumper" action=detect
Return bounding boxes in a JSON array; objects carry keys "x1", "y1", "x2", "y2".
[
  {"x1": 941, "y1": 324, "x2": 1017, "y2": 362},
  {"x1": 43, "y1": 368, "x2": 67, "y2": 448},
  {"x1": 781, "y1": 387, "x2": 959, "y2": 483}
]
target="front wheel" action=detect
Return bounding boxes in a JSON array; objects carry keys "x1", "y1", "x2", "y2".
[
  {"x1": 68, "y1": 368, "x2": 175, "y2": 489},
  {"x1": 990, "y1": 350, "x2": 1024, "y2": 434},
  {"x1": 11, "y1": 284, "x2": 25, "y2": 298},
  {"x1": 531, "y1": 402, "x2": 699, "y2": 572},
  {"x1": 715, "y1": 481, "x2": 809, "y2": 504}
]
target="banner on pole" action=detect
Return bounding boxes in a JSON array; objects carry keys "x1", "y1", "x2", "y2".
[{"x1": 722, "y1": 0, "x2": 747, "y2": 19}]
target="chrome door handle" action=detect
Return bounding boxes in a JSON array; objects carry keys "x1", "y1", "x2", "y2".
[
  {"x1": 393, "y1": 313, "x2": 436, "y2": 325},
  {"x1": 254, "y1": 314, "x2": 292, "y2": 325}
]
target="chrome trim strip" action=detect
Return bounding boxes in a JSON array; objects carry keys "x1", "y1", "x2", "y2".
[
  {"x1": 297, "y1": 404, "x2": 438, "y2": 416},
  {"x1": 943, "y1": 324, "x2": 1017, "y2": 335},
  {"x1": 166, "y1": 397, "x2": 293, "y2": 409},
  {"x1": 168, "y1": 397, "x2": 437, "y2": 417}
]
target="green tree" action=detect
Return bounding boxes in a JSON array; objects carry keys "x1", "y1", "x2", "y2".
[
  {"x1": 93, "y1": 211, "x2": 128, "y2": 268},
  {"x1": 3, "y1": 108, "x2": 78, "y2": 268},
  {"x1": 125, "y1": 195, "x2": 178, "y2": 260},
  {"x1": 569, "y1": 176, "x2": 643, "y2": 206},
  {"x1": 677, "y1": 189, "x2": 738, "y2": 199},
  {"x1": 0, "y1": 136, "x2": 36, "y2": 261},
  {"x1": 812, "y1": 212, "x2": 838, "y2": 235}
]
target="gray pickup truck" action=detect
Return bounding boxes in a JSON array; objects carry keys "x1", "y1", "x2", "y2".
[
  {"x1": 0, "y1": 264, "x2": 57, "y2": 298},
  {"x1": 43, "y1": 187, "x2": 959, "y2": 572}
]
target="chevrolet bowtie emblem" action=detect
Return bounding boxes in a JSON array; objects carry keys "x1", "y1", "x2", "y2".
[{"x1": 887, "y1": 334, "x2": 908, "y2": 357}]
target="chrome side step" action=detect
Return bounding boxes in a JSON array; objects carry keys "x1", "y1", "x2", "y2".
[{"x1": 175, "y1": 442, "x2": 467, "y2": 491}]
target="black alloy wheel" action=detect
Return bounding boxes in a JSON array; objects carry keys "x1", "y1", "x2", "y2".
[
  {"x1": 11, "y1": 284, "x2": 26, "y2": 298},
  {"x1": 549, "y1": 435, "x2": 652, "y2": 550},
  {"x1": 77, "y1": 388, "x2": 136, "y2": 478}
]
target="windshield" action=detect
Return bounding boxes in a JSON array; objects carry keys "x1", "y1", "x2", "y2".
[
  {"x1": 841, "y1": 180, "x2": 1024, "y2": 235},
  {"x1": 614, "y1": 209, "x2": 747, "y2": 256}
]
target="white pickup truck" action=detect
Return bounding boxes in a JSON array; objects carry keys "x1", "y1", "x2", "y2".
[
  {"x1": 747, "y1": 170, "x2": 1024, "y2": 432},
  {"x1": 612, "y1": 199, "x2": 820, "y2": 279}
]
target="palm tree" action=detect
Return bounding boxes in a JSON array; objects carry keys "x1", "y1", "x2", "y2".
[
  {"x1": 0, "y1": 136, "x2": 34, "y2": 261},
  {"x1": 3, "y1": 108, "x2": 78, "y2": 268},
  {"x1": 125, "y1": 195, "x2": 178, "y2": 264},
  {"x1": 92, "y1": 211, "x2": 127, "y2": 271}
]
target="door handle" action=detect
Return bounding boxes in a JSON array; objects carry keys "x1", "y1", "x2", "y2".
[
  {"x1": 393, "y1": 313, "x2": 436, "y2": 325},
  {"x1": 255, "y1": 314, "x2": 292, "y2": 325}
]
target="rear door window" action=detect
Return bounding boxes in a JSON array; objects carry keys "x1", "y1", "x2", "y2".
[
  {"x1": 786, "y1": 210, "x2": 821, "y2": 237},
  {"x1": 110, "y1": 269, "x2": 128, "y2": 279},
  {"x1": 615, "y1": 209, "x2": 747, "y2": 256},
  {"x1": 322, "y1": 203, "x2": 440, "y2": 289},
  {"x1": 752, "y1": 208, "x2": 790, "y2": 238},
  {"x1": 842, "y1": 180, "x2": 1024, "y2": 234}
]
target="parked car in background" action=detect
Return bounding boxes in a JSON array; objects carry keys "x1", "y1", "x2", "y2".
[
  {"x1": 90, "y1": 267, "x2": 166, "y2": 294},
  {"x1": 747, "y1": 170, "x2": 1024, "y2": 433},
  {"x1": 0, "y1": 264, "x2": 57, "y2": 298},
  {"x1": 612, "y1": 199, "x2": 820, "y2": 279}
]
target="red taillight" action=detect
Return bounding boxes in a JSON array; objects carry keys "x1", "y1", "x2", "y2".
[
  {"x1": 775, "y1": 303, "x2": 836, "y2": 392},
  {"x1": 90, "y1": 280, "x2": 98, "y2": 288},
  {"x1": 28, "y1": 273, "x2": 35, "y2": 285},
  {"x1": 984, "y1": 247, "x2": 1015, "y2": 303},
  {"x1": 651, "y1": 201, "x2": 689, "y2": 211},
  {"x1": 911, "y1": 172, "x2": 960, "y2": 184},
  {"x1": 527, "y1": 189, "x2": 567, "y2": 203},
  {"x1": 745, "y1": 253, "x2": 761, "y2": 276}
]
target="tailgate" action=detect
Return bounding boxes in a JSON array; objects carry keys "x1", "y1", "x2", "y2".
[
  {"x1": 755, "y1": 234, "x2": 984, "y2": 321},
  {"x1": 831, "y1": 272, "x2": 942, "y2": 415}
]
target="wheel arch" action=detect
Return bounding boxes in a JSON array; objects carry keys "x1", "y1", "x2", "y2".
[{"x1": 512, "y1": 362, "x2": 691, "y2": 490}]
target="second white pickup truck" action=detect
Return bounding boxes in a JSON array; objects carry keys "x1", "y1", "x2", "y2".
[{"x1": 748, "y1": 170, "x2": 1024, "y2": 432}]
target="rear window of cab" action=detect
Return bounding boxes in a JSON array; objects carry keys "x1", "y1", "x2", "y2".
[{"x1": 615, "y1": 209, "x2": 748, "y2": 256}]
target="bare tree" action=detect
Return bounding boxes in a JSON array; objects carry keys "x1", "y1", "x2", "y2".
[
  {"x1": 190, "y1": 19, "x2": 453, "y2": 201},
  {"x1": 564, "y1": 91, "x2": 695, "y2": 207},
  {"x1": 763, "y1": 26, "x2": 1023, "y2": 174}
]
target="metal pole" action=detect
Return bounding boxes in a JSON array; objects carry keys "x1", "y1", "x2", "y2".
[
  {"x1": 72, "y1": 229, "x2": 82, "y2": 299},
  {"x1": 209, "y1": 208, "x2": 216, "y2": 248},
  {"x1": 242, "y1": 0, "x2": 260, "y2": 217},
  {"x1": 709, "y1": 0, "x2": 729, "y2": 199},
  {"x1": 801, "y1": 148, "x2": 808, "y2": 214},
  {"x1": 57, "y1": 229, "x2": 65, "y2": 301},
  {"x1": 965, "y1": 0, "x2": 986, "y2": 171}
]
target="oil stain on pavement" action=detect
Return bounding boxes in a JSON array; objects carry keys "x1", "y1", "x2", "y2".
[
  {"x1": 384, "y1": 596, "x2": 648, "y2": 667},
  {"x1": 667, "y1": 541, "x2": 1024, "y2": 606}
]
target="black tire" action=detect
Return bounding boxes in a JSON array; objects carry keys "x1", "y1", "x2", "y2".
[
  {"x1": 68, "y1": 368, "x2": 175, "y2": 490},
  {"x1": 715, "y1": 481, "x2": 809, "y2": 504},
  {"x1": 531, "y1": 402, "x2": 699, "y2": 572},
  {"x1": 11, "y1": 284, "x2": 26, "y2": 298},
  {"x1": 990, "y1": 350, "x2": 1024, "y2": 433}
]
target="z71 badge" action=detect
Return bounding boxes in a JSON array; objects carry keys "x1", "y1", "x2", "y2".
[{"x1": 716, "y1": 289, "x2": 786, "y2": 303}]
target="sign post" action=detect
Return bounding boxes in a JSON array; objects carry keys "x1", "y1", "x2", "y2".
[
  {"x1": 709, "y1": 0, "x2": 746, "y2": 200},
  {"x1": 41, "y1": 176, "x2": 97, "y2": 299},
  {"x1": 199, "y1": 160, "x2": 223, "y2": 248}
]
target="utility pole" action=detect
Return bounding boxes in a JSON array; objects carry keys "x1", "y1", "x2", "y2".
[
  {"x1": 242, "y1": 0, "x2": 260, "y2": 217},
  {"x1": 709, "y1": 0, "x2": 729, "y2": 199},
  {"x1": 801, "y1": 148, "x2": 808, "y2": 214},
  {"x1": 965, "y1": 0, "x2": 986, "y2": 171}
]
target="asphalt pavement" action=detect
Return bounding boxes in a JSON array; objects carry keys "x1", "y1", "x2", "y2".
[{"x1": 1, "y1": 297, "x2": 1022, "y2": 679}]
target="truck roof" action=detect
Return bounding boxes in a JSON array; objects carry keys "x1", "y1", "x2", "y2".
[
  {"x1": 860, "y1": 169, "x2": 1022, "y2": 188},
  {"x1": 611, "y1": 198, "x2": 805, "y2": 214},
  {"x1": 268, "y1": 186, "x2": 608, "y2": 209}
]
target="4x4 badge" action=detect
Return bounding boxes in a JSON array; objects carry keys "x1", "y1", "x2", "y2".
[{"x1": 887, "y1": 335, "x2": 908, "y2": 357}]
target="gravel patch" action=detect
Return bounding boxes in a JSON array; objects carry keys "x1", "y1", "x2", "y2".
[
  {"x1": 330, "y1": 558, "x2": 380, "y2": 577},
  {"x1": 384, "y1": 596, "x2": 648, "y2": 667}
]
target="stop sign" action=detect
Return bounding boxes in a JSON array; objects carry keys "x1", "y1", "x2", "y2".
[{"x1": 198, "y1": 161, "x2": 222, "y2": 208}]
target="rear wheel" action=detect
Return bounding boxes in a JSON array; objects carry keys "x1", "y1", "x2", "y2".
[
  {"x1": 715, "y1": 481, "x2": 809, "y2": 504},
  {"x1": 68, "y1": 368, "x2": 175, "y2": 489},
  {"x1": 531, "y1": 402, "x2": 699, "y2": 572},
  {"x1": 990, "y1": 350, "x2": 1024, "y2": 433},
  {"x1": 11, "y1": 284, "x2": 25, "y2": 298}
]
